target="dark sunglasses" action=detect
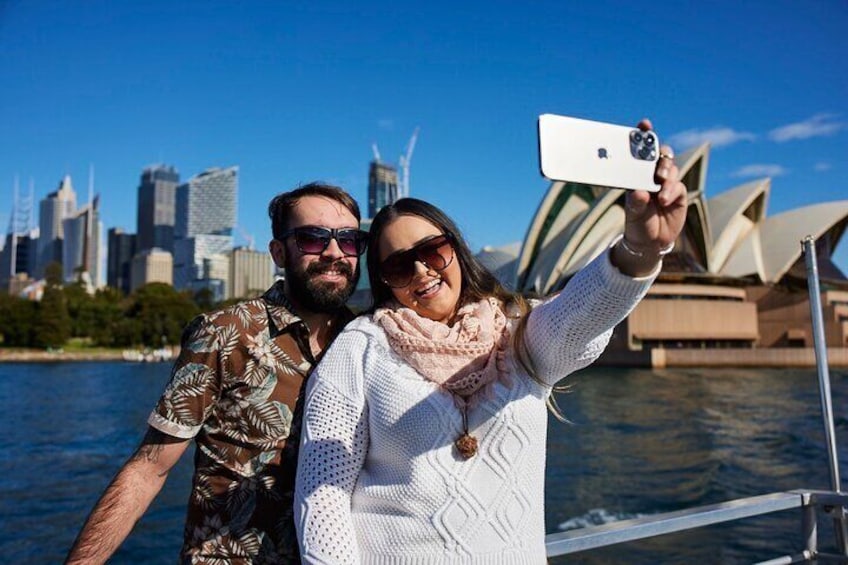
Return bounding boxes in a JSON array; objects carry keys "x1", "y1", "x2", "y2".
[
  {"x1": 280, "y1": 226, "x2": 368, "y2": 257},
  {"x1": 380, "y1": 234, "x2": 455, "y2": 288}
]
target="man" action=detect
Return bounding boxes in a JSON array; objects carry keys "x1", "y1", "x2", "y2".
[{"x1": 66, "y1": 182, "x2": 366, "y2": 564}]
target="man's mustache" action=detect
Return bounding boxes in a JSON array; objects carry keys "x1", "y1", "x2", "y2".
[{"x1": 306, "y1": 259, "x2": 354, "y2": 279}]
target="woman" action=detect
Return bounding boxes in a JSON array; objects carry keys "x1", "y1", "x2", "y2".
[{"x1": 295, "y1": 120, "x2": 686, "y2": 563}]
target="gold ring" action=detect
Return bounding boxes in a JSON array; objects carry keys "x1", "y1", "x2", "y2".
[{"x1": 660, "y1": 152, "x2": 674, "y2": 160}]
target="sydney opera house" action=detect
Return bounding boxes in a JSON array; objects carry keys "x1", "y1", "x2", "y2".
[{"x1": 479, "y1": 142, "x2": 848, "y2": 367}]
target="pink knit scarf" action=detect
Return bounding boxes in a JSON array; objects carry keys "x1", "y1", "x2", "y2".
[{"x1": 373, "y1": 297, "x2": 512, "y2": 406}]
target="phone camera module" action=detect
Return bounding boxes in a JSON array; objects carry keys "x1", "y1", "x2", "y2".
[{"x1": 630, "y1": 128, "x2": 657, "y2": 161}]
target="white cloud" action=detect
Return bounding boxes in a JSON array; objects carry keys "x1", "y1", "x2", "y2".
[
  {"x1": 814, "y1": 162, "x2": 832, "y2": 172},
  {"x1": 377, "y1": 118, "x2": 394, "y2": 130},
  {"x1": 768, "y1": 113, "x2": 844, "y2": 142},
  {"x1": 667, "y1": 127, "x2": 756, "y2": 150},
  {"x1": 730, "y1": 164, "x2": 788, "y2": 178}
]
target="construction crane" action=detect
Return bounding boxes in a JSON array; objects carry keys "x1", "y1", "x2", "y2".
[{"x1": 398, "y1": 127, "x2": 419, "y2": 199}]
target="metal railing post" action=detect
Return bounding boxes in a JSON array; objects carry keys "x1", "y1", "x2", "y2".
[
  {"x1": 802, "y1": 236, "x2": 848, "y2": 555},
  {"x1": 802, "y1": 499, "x2": 817, "y2": 557}
]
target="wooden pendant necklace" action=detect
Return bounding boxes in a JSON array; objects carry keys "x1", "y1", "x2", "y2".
[{"x1": 454, "y1": 402, "x2": 478, "y2": 459}]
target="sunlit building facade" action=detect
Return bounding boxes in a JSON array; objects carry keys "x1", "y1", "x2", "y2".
[
  {"x1": 130, "y1": 248, "x2": 173, "y2": 291},
  {"x1": 173, "y1": 234, "x2": 233, "y2": 290},
  {"x1": 173, "y1": 166, "x2": 238, "y2": 291},
  {"x1": 62, "y1": 198, "x2": 103, "y2": 288},
  {"x1": 227, "y1": 247, "x2": 273, "y2": 299},
  {"x1": 37, "y1": 175, "x2": 77, "y2": 277},
  {"x1": 175, "y1": 167, "x2": 238, "y2": 238}
]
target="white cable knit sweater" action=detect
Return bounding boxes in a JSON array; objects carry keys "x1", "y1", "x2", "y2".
[{"x1": 295, "y1": 249, "x2": 656, "y2": 564}]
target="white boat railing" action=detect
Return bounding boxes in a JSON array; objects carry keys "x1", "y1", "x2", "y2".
[
  {"x1": 545, "y1": 490, "x2": 847, "y2": 563},
  {"x1": 544, "y1": 238, "x2": 847, "y2": 563}
]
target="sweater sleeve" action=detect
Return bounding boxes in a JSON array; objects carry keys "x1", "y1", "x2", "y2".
[
  {"x1": 523, "y1": 247, "x2": 656, "y2": 385},
  {"x1": 295, "y1": 328, "x2": 370, "y2": 564}
]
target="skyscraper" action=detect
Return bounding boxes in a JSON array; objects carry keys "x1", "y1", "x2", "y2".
[
  {"x1": 37, "y1": 175, "x2": 76, "y2": 277},
  {"x1": 107, "y1": 227, "x2": 137, "y2": 294},
  {"x1": 0, "y1": 230, "x2": 37, "y2": 287},
  {"x1": 367, "y1": 161, "x2": 399, "y2": 219},
  {"x1": 136, "y1": 164, "x2": 178, "y2": 254},
  {"x1": 175, "y1": 166, "x2": 238, "y2": 238},
  {"x1": 172, "y1": 166, "x2": 237, "y2": 291},
  {"x1": 62, "y1": 196, "x2": 102, "y2": 287}
]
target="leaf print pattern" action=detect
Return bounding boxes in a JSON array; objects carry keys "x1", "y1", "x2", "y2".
[
  {"x1": 218, "y1": 324, "x2": 241, "y2": 358},
  {"x1": 186, "y1": 317, "x2": 219, "y2": 354},
  {"x1": 161, "y1": 363, "x2": 217, "y2": 427},
  {"x1": 147, "y1": 281, "x2": 354, "y2": 564},
  {"x1": 247, "y1": 332, "x2": 278, "y2": 371},
  {"x1": 242, "y1": 359, "x2": 270, "y2": 388}
]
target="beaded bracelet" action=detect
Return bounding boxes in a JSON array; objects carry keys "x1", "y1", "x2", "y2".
[{"x1": 618, "y1": 237, "x2": 675, "y2": 259}]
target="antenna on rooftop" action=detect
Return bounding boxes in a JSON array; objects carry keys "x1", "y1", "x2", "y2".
[
  {"x1": 6, "y1": 176, "x2": 18, "y2": 235},
  {"x1": 27, "y1": 178, "x2": 34, "y2": 231},
  {"x1": 8, "y1": 176, "x2": 20, "y2": 274},
  {"x1": 371, "y1": 143, "x2": 381, "y2": 163},
  {"x1": 398, "y1": 127, "x2": 420, "y2": 198}
]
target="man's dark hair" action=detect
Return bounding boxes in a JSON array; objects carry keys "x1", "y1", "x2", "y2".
[
  {"x1": 365, "y1": 197, "x2": 520, "y2": 311},
  {"x1": 268, "y1": 182, "x2": 361, "y2": 240}
]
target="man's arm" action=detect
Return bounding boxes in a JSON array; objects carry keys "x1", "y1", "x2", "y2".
[{"x1": 65, "y1": 427, "x2": 191, "y2": 564}]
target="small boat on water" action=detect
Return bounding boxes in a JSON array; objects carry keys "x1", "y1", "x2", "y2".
[
  {"x1": 544, "y1": 238, "x2": 848, "y2": 563},
  {"x1": 121, "y1": 347, "x2": 174, "y2": 363}
]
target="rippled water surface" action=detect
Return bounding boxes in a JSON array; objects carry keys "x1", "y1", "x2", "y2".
[{"x1": 1, "y1": 363, "x2": 845, "y2": 563}]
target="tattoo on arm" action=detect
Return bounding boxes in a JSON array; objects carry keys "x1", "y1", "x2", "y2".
[{"x1": 130, "y1": 428, "x2": 179, "y2": 475}]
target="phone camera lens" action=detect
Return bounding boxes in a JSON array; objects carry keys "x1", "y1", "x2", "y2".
[
  {"x1": 639, "y1": 147, "x2": 650, "y2": 159},
  {"x1": 645, "y1": 134, "x2": 655, "y2": 146},
  {"x1": 633, "y1": 131, "x2": 643, "y2": 143}
]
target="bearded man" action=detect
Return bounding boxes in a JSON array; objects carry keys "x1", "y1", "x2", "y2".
[{"x1": 67, "y1": 183, "x2": 366, "y2": 564}]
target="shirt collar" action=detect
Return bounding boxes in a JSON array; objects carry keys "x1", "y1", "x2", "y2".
[{"x1": 262, "y1": 280, "x2": 301, "y2": 335}]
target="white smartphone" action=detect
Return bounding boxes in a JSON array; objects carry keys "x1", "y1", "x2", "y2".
[{"x1": 538, "y1": 113, "x2": 661, "y2": 192}]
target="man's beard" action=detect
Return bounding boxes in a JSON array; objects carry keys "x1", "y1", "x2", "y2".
[{"x1": 285, "y1": 257, "x2": 359, "y2": 314}]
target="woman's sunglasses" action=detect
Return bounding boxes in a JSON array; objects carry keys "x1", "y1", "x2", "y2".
[
  {"x1": 380, "y1": 234, "x2": 455, "y2": 288},
  {"x1": 280, "y1": 226, "x2": 368, "y2": 257}
]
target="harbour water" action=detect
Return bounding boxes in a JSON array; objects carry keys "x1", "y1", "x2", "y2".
[{"x1": 1, "y1": 362, "x2": 845, "y2": 563}]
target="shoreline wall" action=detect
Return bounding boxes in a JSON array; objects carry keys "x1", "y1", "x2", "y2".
[{"x1": 598, "y1": 347, "x2": 848, "y2": 368}]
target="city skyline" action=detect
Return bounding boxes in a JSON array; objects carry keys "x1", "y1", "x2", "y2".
[{"x1": 1, "y1": 2, "x2": 846, "y2": 271}]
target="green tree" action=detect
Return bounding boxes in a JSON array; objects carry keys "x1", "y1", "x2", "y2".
[
  {"x1": 0, "y1": 293, "x2": 36, "y2": 346},
  {"x1": 126, "y1": 283, "x2": 199, "y2": 346},
  {"x1": 193, "y1": 288, "x2": 216, "y2": 312},
  {"x1": 88, "y1": 287, "x2": 127, "y2": 347},
  {"x1": 44, "y1": 261, "x2": 63, "y2": 287},
  {"x1": 63, "y1": 280, "x2": 94, "y2": 337},
  {"x1": 33, "y1": 285, "x2": 72, "y2": 348}
]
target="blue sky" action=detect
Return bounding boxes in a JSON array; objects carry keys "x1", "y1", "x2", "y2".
[{"x1": 2, "y1": 0, "x2": 847, "y2": 271}]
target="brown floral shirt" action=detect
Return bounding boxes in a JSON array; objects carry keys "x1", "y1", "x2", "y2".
[{"x1": 148, "y1": 281, "x2": 352, "y2": 564}]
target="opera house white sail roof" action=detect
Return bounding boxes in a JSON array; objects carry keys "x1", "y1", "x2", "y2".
[{"x1": 504, "y1": 142, "x2": 847, "y2": 294}]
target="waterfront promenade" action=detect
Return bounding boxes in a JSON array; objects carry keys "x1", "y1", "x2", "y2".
[{"x1": 0, "y1": 347, "x2": 176, "y2": 363}]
